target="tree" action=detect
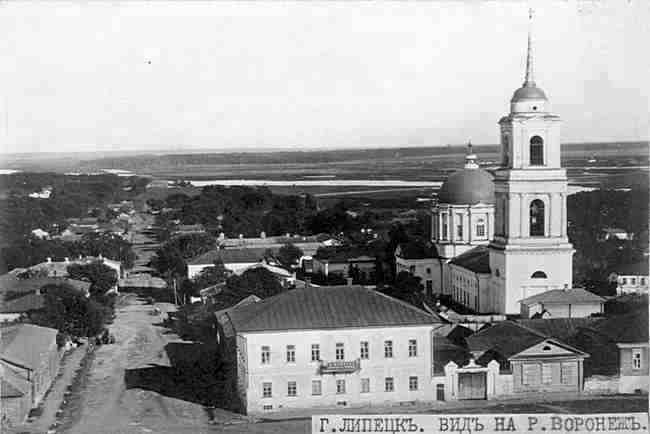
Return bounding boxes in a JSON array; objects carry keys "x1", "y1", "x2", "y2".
[
  {"x1": 67, "y1": 261, "x2": 118, "y2": 296},
  {"x1": 277, "y1": 243, "x2": 304, "y2": 268},
  {"x1": 192, "y1": 260, "x2": 229, "y2": 289},
  {"x1": 378, "y1": 271, "x2": 423, "y2": 306},
  {"x1": 32, "y1": 283, "x2": 109, "y2": 337},
  {"x1": 216, "y1": 268, "x2": 284, "y2": 306}
]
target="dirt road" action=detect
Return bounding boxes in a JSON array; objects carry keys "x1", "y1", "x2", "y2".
[{"x1": 59, "y1": 295, "x2": 234, "y2": 434}]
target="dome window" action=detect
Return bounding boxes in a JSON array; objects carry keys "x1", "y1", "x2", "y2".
[{"x1": 531, "y1": 271, "x2": 547, "y2": 279}]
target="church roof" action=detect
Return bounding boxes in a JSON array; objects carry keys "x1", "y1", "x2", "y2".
[
  {"x1": 449, "y1": 245, "x2": 491, "y2": 274},
  {"x1": 511, "y1": 85, "x2": 547, "y2": 103},
  {"x1": 437, "y1": 168, "x2": 494, "y2": 205}
]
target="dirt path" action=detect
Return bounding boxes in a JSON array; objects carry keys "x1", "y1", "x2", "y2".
[{"x1": 59, "y1": 295, "x2": 227, "y2": 434}]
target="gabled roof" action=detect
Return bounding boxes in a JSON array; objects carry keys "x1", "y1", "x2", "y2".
[
  {"x1": 0, "y1": 276, "x2": 91, "y2": 299},
  {"x1": 223, "y1": 285, "x2": 440, "y2": 333},
  {"x1": 449, "y1": 245, "x2": 490, "y2": 274},
  {"x1": 466, "y1": 321, "x2": 544, "y2": 359},
  {"x1": 433, "y1": 336, "x2": 471, "y2": 375},
  {"x1": 517, "y1": 318, "x2": 605, "y2": 343},
  {"x1": 395, "y1": 242, "x2": 438, "y2": 260},
  {"x1": 1, "y1": 324, "x2": 58, "y2": 370},
  {"x1": 188, "y1": 247, "x2": 276, "y2": 265},
  {"x1": 520, "y1": 288, "x2": 605, "y2": 305}
]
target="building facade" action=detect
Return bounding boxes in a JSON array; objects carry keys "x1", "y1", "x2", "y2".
[{"x1": 216, "y1": 285, "x2": 441, "y2": 415}]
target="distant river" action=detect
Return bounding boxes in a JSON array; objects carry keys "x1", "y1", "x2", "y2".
[{"x1": 189, "y1": 179, "x2": 445, "y2": 187}]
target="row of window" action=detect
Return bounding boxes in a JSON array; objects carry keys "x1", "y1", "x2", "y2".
[
  {"x1": 262, "y1": 376, "x2": 420, "y2": 398},
  {"x1": 261, "y1": 340, "x2": 419, "y2": 365},
  {"x1": 620, "y1": 277, "x2": 647, "y2": 286},
  {"x1": 438, "y1": 215, "x2": 487, "y2": 241},
  {"x1": 521, "y1": 362, "x2": 575, "y2": 386}
]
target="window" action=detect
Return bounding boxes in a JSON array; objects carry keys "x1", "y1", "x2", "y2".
[
  {"x1": 312, "y1": 380, "x2": 322, "y2": 395},
  {"x1": 456, "y1": 214, "x2": 464, "y2": 239},
  {"x1": 262, "y1": 382, "x2": 272, "y2": 398},
  {"x1": 541, "y1": 364, "x2": 552, "y2": 384},
  {"x1": 261, "y1": 346, "x2": 270, "y2": 364},
  {"x1": 442, "y1": 214, "x2": 448, "y2": 240},
  {"x1": 336, "y1": 379, "x2": 346, "y2": 394},
  {"x1": 360, "y1": 341, "x2": 369, "y2": 360},
  {"x1": 287, "y1": 381, "x2": 297, "y2": 396},
  {"x1": 361, "y1": 378, "x2": 370, "y2": 393},
  {"x1": 530, "y1": 135, "x2": 544, "y2": 166},
  {"x1": 476, "y1": 219, "x2": 486, "y2": 237},
  {"x1": 561, "y1": 362, "x2": 577, "y2": 385},
  {"x1": 631, "y1": 278, "x2": 637, "y2": 285},
  {"x1": 286, "y1": 345, "x2": 295, "y2": 363},
  {"x1": 531, "y1": 270, "x2": 547, "y2": 279},
  {"x1": 385, "y1": 377, "x2": 394, "y2": 392},
  {"x1": 384, "y1": 340, "x2": 393, "y2": 358},
  {"x1": 409, "y1": 376, "x2": 418, "y2": 391},
  {"x1": 633, "y1": 349, "x2": 643, "y2": 370},
  {"x1": 263, "y1": 404, "x2": 273, "y2": 411},
  {"x1": 622, "y1": 278, "x2": 627, "y2": 285},
  {"x1": 502, "y1": 135, "x2": 510, "y2": 166},
  {"x1": 408, "y1": 339, "x2": 417, "y2": 357},
  {"x1": 529, "y1": 199, "x2": 545, "y2": 236},
  {"x1": 409, "y1": 265, "x2": 416, "y2": 274},
  {"x1": 335, "y1": 343, "x2": 345, "y2": 360},
  {"x1": 522, "y1": 364, "x2": 539, "y2": 385},
  {"x1": 426, "y1": 280, "x2": 433, "y2": 293},
  {"x1": 311, "y1": 344, "x2": 320, "y2": 362},
  {"x1": 426, "y1": 267, "x2": 431, "y2": 275}
]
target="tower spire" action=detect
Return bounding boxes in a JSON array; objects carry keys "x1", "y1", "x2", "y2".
[
  {"x1": 524, "y1": 8, "x2": 535, "y2": 87},
  {"x1": 464, "y1": 140, "x2": 479, "y2": 169}
]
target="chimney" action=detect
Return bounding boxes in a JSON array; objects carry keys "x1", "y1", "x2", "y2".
[
  {"x1": 564, "y1": 284, "x2": 569, "y2": 291},
  {"x1": 260, "y1": 231, "x2": 266, "y2": 239},
  {"x1": 46, "y1": 257, "x2": 52, "y2": 263},
  {"x1": 98, "y1": 253, "x2": 103, "y2": 260},
  {"x1": 304, "y1": 276, "x2": 311, "y2": 287},
  {"x1": 239, "y1": 234, "x2": 244, "y2": 239},
  {"x1": 35, "y1": 286, "x2": 41, "y2": 295},
  {"x1": 346, "y1": 277, "x2": 353, "y2": 286},
  {"x1": 64, "y1": 257, "x2": 69, "y2": 264}
]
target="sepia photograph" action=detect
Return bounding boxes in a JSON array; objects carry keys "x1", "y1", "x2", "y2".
[{"x1": 0, "y1": 1, "x2": 648, "y2": 433}]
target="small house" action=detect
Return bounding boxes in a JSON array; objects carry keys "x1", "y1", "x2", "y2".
[{"x1": 519, "y1": 288, "x2": 605, "y2": 319}]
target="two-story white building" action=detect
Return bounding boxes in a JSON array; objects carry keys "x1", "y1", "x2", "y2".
[{"x1": 216, "y1": 285, "x2": 442, "y2": 415}]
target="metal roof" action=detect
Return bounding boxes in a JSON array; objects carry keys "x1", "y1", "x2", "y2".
[
  {"x1": 1, "y1": 324, "x2": 58, "y2": 370},
  {"x1": 224, "y1": 285, "x2": 440, "y2": 333},
  {"x1": 449, "y1": 245, "x2": 491, "y2": 274},
  {"x1": 519, "y1": 288, "x2": 605, "y2": 305}
]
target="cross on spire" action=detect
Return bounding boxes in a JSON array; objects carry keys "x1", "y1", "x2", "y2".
[{"x1": 524, "y1": 8, "x2": 536, "y2": 87}]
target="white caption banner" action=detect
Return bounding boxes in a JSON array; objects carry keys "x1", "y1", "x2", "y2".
[{"x1": 312, "y1": 413, "x2": 649, "y2": 434}]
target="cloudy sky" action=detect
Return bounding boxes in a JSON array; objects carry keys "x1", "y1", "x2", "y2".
[{"x1": 0, "y1": 1, "x2": 648, "y2": 154}]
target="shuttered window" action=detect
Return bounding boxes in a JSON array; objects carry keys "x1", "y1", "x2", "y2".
[
  {"x1": 541, "y1": 363, "x2": 552, "y2": 384},
  {"x1": 561, "y1": 362, "x2": 577, "y2": 385},
  {"x1": 522, "y1": 364, "x2": 540, "y2": 385}
]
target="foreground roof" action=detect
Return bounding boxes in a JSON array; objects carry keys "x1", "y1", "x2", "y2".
[
  {"x1": 224, "y1": 285, "x2": 440, "y2": 333},
  {"x1": 449, "y1": 245, "x2": 490, "y2": 274},
  {"x1": 1, "y1": 324, "x2": 58, "y2": 370},
  {"x1": 520, "y1": 288, "x2": 605, "y2": 305}
]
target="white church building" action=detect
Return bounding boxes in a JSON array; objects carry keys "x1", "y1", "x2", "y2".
[{"x1": 429, "y1": 18, "x2": 574, "y2": 315}]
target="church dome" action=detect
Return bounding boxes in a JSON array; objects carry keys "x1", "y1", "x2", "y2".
[
  {"x1": 437, "y1": 167, "x2": 495, "y2": 205},
  {"x1": 511, "y1": 84, "x2": 547, "y2": 102}
]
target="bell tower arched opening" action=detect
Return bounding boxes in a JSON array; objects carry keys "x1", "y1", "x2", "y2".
[
  {"x1": 530, "y1": 136, "x2": 544, "y2": 166},
  {"x1": 529, "y1": 199, "x2": 545, "y2": 236}
]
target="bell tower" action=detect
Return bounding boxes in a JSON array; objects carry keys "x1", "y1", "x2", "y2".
[{"x1": 488, "y1": 9, "x2": 574, "y2": 314}]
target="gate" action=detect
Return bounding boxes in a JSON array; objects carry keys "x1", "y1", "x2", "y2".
[{"x1": 458, "y1": 372, "x2": 486, "y2": 400}]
